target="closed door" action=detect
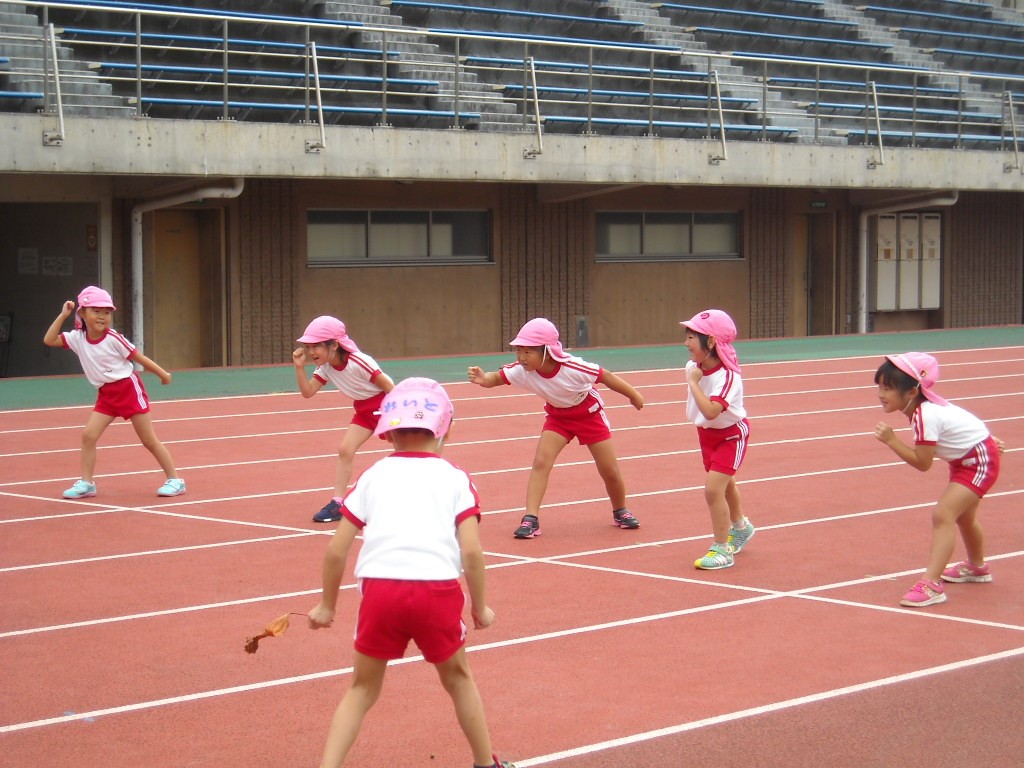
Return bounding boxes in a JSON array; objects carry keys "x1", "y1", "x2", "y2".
[{"x1": 154, "y1": 209, "x2": 202, "y2": 369}]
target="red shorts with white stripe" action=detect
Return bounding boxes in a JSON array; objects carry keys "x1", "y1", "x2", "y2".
[
  {"x1": 354, "y1": 578, "x2": 467, "y2": 663},
  {"x1": 352, "y1": 391, "x2": 387, "y2": 432},
  {"x1": 542, "y1": 393, "x2": 612, "y2": 446},
  {"x1": 94, "y1": 373, "x2": 150, "y2": 420},
  {"x1": 696, "y1": 419, "x2": 750, "y2": 476},
  {"x1": 948, "y1": 435, "x2": 1000, "y2": 497}
]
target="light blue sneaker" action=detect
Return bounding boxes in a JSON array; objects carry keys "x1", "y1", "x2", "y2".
[
  {"x1": 63, "y1": 479, "x2": 97, "y2": 499},
  {"x1": 157, "y1": 478, "x2": 186, "y2": 497},
  {"x1": 727, "y1": 520, "x2": 756, "y2": 554},
  {"x1": 695, "y1": 542, "x2": 734, "y2": 570}
]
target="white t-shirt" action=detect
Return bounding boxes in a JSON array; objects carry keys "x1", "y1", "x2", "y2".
[
  {"x1": 912, "y1": 401, "x2": 990, "y2": 462},
  {"x1": 61, "y1": 328, "x2": 137, "y2": 387},
  {"x1": 685, "y1": 360, "x2": 746, "y2": 428},
  {"x1": 313, "y1": 351, "x2": 385, "y2": 401},
  {"x1": 499, "y1": 355, "x2": 604, "y2": 409},
  {"x1": 342, "y1": 452, "x2": 480, "y2": 581}
]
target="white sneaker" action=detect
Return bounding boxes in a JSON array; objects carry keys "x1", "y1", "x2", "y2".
[{"x1": 157, "y1": 478, "x2": 186, "y2": 497}]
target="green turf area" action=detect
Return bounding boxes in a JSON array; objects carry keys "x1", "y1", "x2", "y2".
[{"x1": 1, "y1": 326, "x2": 1020, "y2": 411}]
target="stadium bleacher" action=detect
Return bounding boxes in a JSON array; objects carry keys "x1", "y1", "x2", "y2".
[{"x1": 0, "y1": 0, "x2": 1020, "y2": 149}]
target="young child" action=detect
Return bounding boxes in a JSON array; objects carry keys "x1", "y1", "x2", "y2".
[
  {"x1": 680, "y1": 309, "x2": 754, "y2": 570},
  {"x1": 873, "y1": 352, "x2": 1003, "y2": 608},
  {"x1": 293, "y1": 316, "x2": 394, "y2": 523},
  {"x1": 42, "y1": 286, "x2": 185, "y2": 499},
  {"x1": 307, "y1": 377, "x2": 513, "y2": 768},
  {"x1": 467, "y1": 317, "x2": 644, "y2": 538}
]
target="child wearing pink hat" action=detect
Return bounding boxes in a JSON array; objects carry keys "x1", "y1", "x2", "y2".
[
  {"x1": 467, "y1": 317, "x2": 644, "y2": 538},
  {"x1": 873, "y1": 352, "x2": 1004, "y2": 608},
  {"x1": 307, "y1": 378, "x2": 513, "y2": 768},
  {"x1": 293, "y1": 315, "x2": 395, "y2": 522},
  {"x1": 42, "y1": 287, "x2": 186, "y2": 499},
  {"x1": 679, "y1": 309, "x2": 754, "y2": 570}
]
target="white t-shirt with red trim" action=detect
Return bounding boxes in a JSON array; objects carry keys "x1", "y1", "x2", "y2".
[
  {"x1": 685, "y1": 360, "x2": 746, "y2": 428},
  {"x1": 912, "y1": 401, "x2": 990, "y2": 462},
  {"x1": 61, "y1": 328, "x2": 137, "y2": 387},
  {"x1": 342, "y1": 452, "x2": 481, "y2": 581},
  {"x1": 313, "y1": 351, "x2": 385, "y2": 401},
  {"x1": 499, "y1": 355, "x2": 604, "y2": 409}
]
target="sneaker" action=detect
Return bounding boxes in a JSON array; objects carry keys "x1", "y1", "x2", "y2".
[
  {"x1": 313, "y1": 498, "x2": 342, "y2": 523},
  {"x1": 513, "y1": 514, "x2": 541, "y2": 539},
  {"x1": 157, "y1": 478, "x2": 186, "y2": 497},
  {"x1": 726, "y1": 520, "x2": 755, "y2": 553},
  {"x1": 695, "y1": 542, "x2": 734, "y2": 570},
  {"x1": 941, "y1": 561, "x2": 992, "y2": 583},
  {"x1": 63, "y1": 479, "x2": 97, "y2": 499},
  {"x1": 612, "y1": 507, "x2": 640, "y2": 529},
  {"x1": 900, "y1": 579, "x2": 947, "y2": 607},
  {"x1": 475, "y1": 755, "x2": 515, "y2": 768}
]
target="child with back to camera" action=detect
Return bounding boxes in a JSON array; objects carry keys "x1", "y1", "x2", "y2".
[
  {"x1": 42, "y1": 286, "x2": 185, "y2": 499},
  {"x1": 680, "y1": 309, "x2": 754, "y2": 570},
  {"x1": 307, "y1": 377, "x2": 513, "y2": 768},
  {"x1": 873, "y1": 352, "x2": 1003, "y2": 608},
  {"x1": 467, "y1": 317, "x2": 644, "y2": 539},
  {"x1": 293, "y1": 316, "x2": 394, "y2": 523}
]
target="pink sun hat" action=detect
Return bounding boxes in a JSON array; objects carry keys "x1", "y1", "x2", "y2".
[
  {"x1": 680, "y1": 309, "x2": 741, "y2": 373},
  {"x1": 509, "y1": 318, "x2": 571, "y2": 362},
  {"x1": 75, "y1": 286, "x2": 116, "y2": 329},
  {"x1": 374, "y1": 377, "x2": 454, "y2": 439},
  {"x1": 296, "y1": 315, "x2": 359, "y2": 353},
  {"x1": 885, "y1": 352, "x2": 950, "y2": 406}
]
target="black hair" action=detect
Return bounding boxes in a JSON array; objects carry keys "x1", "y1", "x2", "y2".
[{"x1": 874, "y1": 359, "x2": 920, "y2": 393}]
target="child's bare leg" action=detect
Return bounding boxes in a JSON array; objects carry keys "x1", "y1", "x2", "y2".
[
  {"x1": 129, "y1": 413, "x2": 178, "y2": 478},
  {"x1": 724, "y1": 476, "x2": 744, "y2": 526},
  {"x1": 705, "y1": 471, "x2": 733, "y2": 545},
  {"x1": 320, "y1": 651, "x2": 387, "y2": 768},
  {"x1": 587, "y1": 439, "x2": 627, "y2": 509},
  {"x1": 956, "y1": 496, "x2": 986, "y2": 566},
  {"x1": 434, "y1": 647, "x2": 494, "y2": 766},
  {"x1": 924, "y1": 483, "x2": 979, "y2": 582},
  {"x1": 525, "y1": 431, "x2": 568, "y2": 516},
  {"x1": 333, "y1": 425, "x2": 373, "y2": 497},
  {"x1": 80, "y1": 411, "x2": 116, "y2": 481}
]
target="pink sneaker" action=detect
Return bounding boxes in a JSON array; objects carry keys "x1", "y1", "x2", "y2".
[
  {"x1": 941, "y1": 561, "x2": 992, "y2": 583},
  {"x1": 900, "y1": 579, "x2": 946, "y2": 608}
]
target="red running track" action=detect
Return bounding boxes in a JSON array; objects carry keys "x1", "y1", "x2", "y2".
[{"x1": 1, "y1": 347, "x2": 1022, "y2": 767}]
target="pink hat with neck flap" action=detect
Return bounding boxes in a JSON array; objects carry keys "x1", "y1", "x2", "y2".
[
  {"x1": 885, "y1": 352, "x2": 949, "y2": 406},
  {"x1": 509, "y1": 318, "x2": 571, "y2": 362},
  {"x1": 374, "y1": 377, "x2": 454, "y2": 439},
  {"x1": 296, "y1": 315, "x2": 359, "y2": 354},
  {"x1": 680, "y1": 309, "x2": 741, "y2": 373}
]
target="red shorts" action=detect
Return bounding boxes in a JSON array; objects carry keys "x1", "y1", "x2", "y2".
[
  {"x1": 696, "y1": 419, "x2": 750, "y2": 476},
  {"x1": 542, "y1": 394, "x2": 612, "y2": 446},
  {"x1": 948, "y1": 436, "x2": 1000, "y2": 497},
  {"x1": 352, "y1": 391, "x2": 387, "y2": 432},
  {"x1": 354, "y1": 578, "x2": 467, "y2": 663},
  {"x1": 94, "y1": 373, "x2": 150, "y2": 420}
]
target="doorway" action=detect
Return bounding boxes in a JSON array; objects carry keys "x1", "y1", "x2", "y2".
[
  {"x1": 152, "y1": 208, "x2": 225, "y2": 369},
  {"x1": 806, "y1": 212, "x2": 837, "y2": 336}
]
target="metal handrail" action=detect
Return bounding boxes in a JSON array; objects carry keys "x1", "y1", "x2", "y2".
[
  {"x1": 43, "y1": 22, "x2": 64, "y2": 145},
  {"x1": 525, "y1": 55, "x2": 543, "y2": 158}
]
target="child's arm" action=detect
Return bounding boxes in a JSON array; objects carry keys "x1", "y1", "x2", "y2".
[
  {"x1": 292, "y1": 347, "x2": 325, "y2": 398},
  {"x1": 467, "y1": 366, "x2": 504, "y2": 389},
  {"x1": 874, "y1": 423, "x2": 935, "y2": 471},
  {"x1": 600, "y1": 370, "x2": 644, "y2": 410},
  {"x1": 308, "y1": 518, "x2": 359, "y2": 629},
  {"x1": 373, "y1": 371, "x2": 396, "y2": 394},
  {"x1": 43, "y1": 301, "x2": 75, "y2": 347},
  {"x1": 685, "y1": 363, "x2": 724, "y2": 421},
  {"x1": 134, "y1": 351, "x2": 172, "y2": 385},
  {"x1": 457, "y1": 516, "x2": 494, "y2": 629}
]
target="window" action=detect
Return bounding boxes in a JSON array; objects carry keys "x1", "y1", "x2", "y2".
[
  {"x1": 307, "y1": 210, "x2": 490, "y2": 266},
  {"x1": 595, "y1": 211, "x2": 741, "y2": 261}
]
